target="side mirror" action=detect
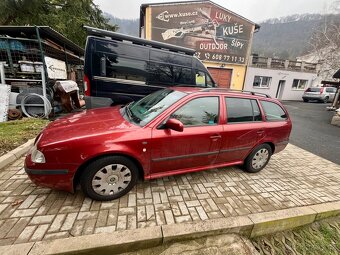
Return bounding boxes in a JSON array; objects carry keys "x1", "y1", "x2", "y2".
[{"x1": 165, "y1": 118, "x2": 184, "y2": 132}]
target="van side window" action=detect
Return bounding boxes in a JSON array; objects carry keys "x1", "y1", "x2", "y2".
[
  {"x1": 148, "y1": 63, "x2": 175, "y2": 85},
  {"x1": 195, "y1": 71, "x2": 206, "y2": 86},
  {"x1": 206, "y1": 74, "x2": 214, "y2": 87},
  {"x1": 105, "y1": 55, "x2": 147, "y2": 82},
  {"x1": 173, "y1": 67, "x2": 192, "y2": 85},
  {"x1": 148, "y1": 64, "x2": 192, "y2": 85},
  {"x1": 260, "y1": 101, "x2": 287, "y2": 121}
]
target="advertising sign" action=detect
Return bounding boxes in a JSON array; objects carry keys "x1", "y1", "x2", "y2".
[
  {"x1": 150, "y1": 2, "x2": 254, "y2": 64},
  {"x1": 44, "y1": 56, "x2": 67, "y2": 79}
]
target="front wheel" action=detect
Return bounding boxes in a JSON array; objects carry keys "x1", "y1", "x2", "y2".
[
  {"x1": 243, "y1": 144, "x2": 272, "y2": 173},
  {"x1": 80, "y1": 156, "x2": 139, "y2": 201}
]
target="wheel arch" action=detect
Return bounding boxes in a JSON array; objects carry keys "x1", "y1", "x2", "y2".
[
  {"x1": 72, "y1": 152, "x2": 145, "y2": 192},
  {"x1": 264, "y1": 142, "x2": 275, "y2": 154}
]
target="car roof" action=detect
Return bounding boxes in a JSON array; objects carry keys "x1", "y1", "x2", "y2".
[{"x1": 171, "y1": 86, "x2": 272, "y2": 99}]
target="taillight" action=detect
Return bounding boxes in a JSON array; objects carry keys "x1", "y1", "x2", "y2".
[
  {"x1": 320, "y1": 87, "x2": 324, "y2": 94},
  {"x1": 84, "y1": 74, "x2": 91, "y2": 96}
]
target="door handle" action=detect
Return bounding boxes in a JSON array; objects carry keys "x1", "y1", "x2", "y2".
[
  {"x1": 257, "y1": 130, "x2": 265, "y2": 135},
  {"x1": 210, "y1": 134, "x2": 221, "y2": 139}
]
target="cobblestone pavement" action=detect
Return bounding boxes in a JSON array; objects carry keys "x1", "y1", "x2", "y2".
[{"x1": 0, "y1": 144, "x2": 339, "y2": 246}]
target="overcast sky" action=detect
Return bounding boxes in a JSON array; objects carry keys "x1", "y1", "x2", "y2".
[{"x1": 94, "y1": 0, "x2": 337, "y2": 22}]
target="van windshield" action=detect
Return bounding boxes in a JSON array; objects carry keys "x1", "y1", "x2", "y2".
[{"x1": 126, "y1": 89, "x2": 186, "y2": 126}]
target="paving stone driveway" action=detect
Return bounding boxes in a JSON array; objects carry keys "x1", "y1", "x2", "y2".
[{"x1": 0, "y1": 144, "x2": 339, "y2": 246}]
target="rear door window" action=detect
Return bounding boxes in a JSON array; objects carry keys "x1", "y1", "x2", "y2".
[
  {"x1": 225, "y1": 98, "x2": 262, "y2": 123},
  {"x1": 260, "y1": 101, "x2": 287, "y2": 121}
]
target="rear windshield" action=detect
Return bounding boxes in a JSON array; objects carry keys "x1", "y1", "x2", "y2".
[{"x1": 306, "y1": 88, "x2": 321, "y2": 92}]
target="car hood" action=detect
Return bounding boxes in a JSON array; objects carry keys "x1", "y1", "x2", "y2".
[{"x1": 39, "y1": 106, "x2": 139, "y2": 147}]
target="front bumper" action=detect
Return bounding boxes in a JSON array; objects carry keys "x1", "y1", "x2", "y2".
[{"x1": 24, "y1": 153, "x2": 77, "y2": 193}]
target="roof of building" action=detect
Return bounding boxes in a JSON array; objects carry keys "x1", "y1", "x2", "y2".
[
  {"x1": 0, "y1": 26, "x2": 84, "y2": 55},
  {"x1": 333, "y1": 69, "x2": 340, "y2": 79}
]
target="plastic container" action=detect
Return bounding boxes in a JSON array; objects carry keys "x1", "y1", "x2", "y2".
[
  {"x1": 34, "y1": 62, "x2": 44, "y2": 73},
  {"x1": 18, "y1": 61, "x2": 34, "y2": 72}
]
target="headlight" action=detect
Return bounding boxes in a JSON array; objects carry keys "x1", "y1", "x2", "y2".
[{"x1": 31, "y1": 145, "x2": 46, "y2": 163}]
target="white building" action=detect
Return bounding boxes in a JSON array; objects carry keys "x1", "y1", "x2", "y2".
[{"x1": 244, "y1": 55, "x2": 320, "y2": 100}]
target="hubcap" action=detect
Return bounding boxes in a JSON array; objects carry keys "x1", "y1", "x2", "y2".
[
  {"x1": 252, "y1": 148, "x2": 269, "y2": 170},
  {"x1": 92, "y1": 164, "x2": 132, "y2": 196}
]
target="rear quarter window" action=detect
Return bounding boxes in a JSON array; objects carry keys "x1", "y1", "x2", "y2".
[{"x1": 260, "y1": 101, "x2": 287, "y2": 121}]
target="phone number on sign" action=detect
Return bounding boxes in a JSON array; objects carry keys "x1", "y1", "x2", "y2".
[{"x1": 195, "y1": 52, "x2": 245, "y2": 63}]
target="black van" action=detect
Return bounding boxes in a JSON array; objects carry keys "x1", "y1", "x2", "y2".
[{"x1": 83, "y1": 26, "x2": 216, "y2": 105}]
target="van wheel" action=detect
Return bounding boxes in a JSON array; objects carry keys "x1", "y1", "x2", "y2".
[
  {"x1": 243, "y1": 144, "x2": 272, "y2": 173},
  {"x1": 80, "y1": 156, "x2": 138, "y2": 201}
]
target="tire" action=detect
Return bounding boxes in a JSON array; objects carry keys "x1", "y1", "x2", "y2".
[
  {"x1": 323, "y1": 97, "x2": 329, "y2": 103},
  {"x1": 243, "y1": 144, "x2": 272, "y2": 173},
  {"x1": 80, "y1": 156, "x2": 139, "y2": 201},
  {"x1": 303, "y1": 99, "x2": 308, "y2": 102}
]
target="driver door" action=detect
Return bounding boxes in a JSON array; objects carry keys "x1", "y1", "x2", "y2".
[{"x1": 150, "y1": 96, "x2": 223, "y2": 175}]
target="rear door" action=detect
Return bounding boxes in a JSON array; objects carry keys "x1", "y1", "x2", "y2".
[
  {"x1": 215, "y1": 97, "x2": 264, "y2": 164},
  {"x1": 259, "y1": 100, "x2": 291, "y2": 144}
]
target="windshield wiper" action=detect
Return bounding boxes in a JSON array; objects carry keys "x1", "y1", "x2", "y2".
[{"x1": 125, "y1": 102, "x2": 142, "y2": 124}]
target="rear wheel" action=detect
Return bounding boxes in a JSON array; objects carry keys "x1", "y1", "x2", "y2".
[
  {"x1": 80, "y1": 156, "x2": 138, "y2": 201},
  {"x1": 243, "y1": 144, "x2": 272, "y2": 173},
  {"x1": 323, "y1": 97, "x2": 329, "y2": 103}
]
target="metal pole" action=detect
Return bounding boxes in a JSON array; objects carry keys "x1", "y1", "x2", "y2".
[
  {"x1": 35, "y1": 26, "x2": 48, "y2": 82},
  {"x1": 0, "y1": 63, "x2": 5, "y2": 84},
  {"x1": 41, "y1": 68, "x2": 48, "y2": 118}
]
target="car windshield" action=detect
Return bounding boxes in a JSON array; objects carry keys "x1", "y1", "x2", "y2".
[{"x1": 126, "y1": 89, "x2": 186, "y2": 126}]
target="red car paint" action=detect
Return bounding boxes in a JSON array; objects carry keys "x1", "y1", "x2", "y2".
[{"x1": 25, "y1": 87, "x2": 292, "y2": 193}]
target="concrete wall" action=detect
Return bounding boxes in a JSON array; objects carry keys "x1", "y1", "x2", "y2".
[{"x1": 244, "y1": 67, "x2": 318, "y2": 101}]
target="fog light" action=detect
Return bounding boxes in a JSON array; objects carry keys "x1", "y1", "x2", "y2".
[{"x1": 31, "y1": 146, "x2": 46, "y2": 163}]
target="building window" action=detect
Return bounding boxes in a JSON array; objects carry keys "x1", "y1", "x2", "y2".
[
  {"x1": 253, "y1": 76, "x2": 271, "y2": 88},
  {"x1": 292, "y1": 79, "x2": 308, "y2": 90}
]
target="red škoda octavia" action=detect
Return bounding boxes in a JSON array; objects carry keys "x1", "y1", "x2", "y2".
[{"x1": 25, "y1": 87, "x2": 292, "y2": 201}]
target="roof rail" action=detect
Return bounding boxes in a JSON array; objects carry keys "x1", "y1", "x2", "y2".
[
  {"x1": 83, "y1": 26, "x2": 196, "y2": 56},
  {"x1": 200, "y1": 88, "x2": 271, "y2": 98}
]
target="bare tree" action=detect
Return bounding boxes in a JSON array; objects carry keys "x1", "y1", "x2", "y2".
[{"x1": 309, "y1": 1, "x2": 340, "y2": 80}]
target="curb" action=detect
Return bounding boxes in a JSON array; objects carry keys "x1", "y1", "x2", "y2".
[
  {"x1": 0, "y1": 138, "x2": 34, "y2": 170},
  {"x1": 0, "y1": 201, "x2": 339, "y2": 255}
]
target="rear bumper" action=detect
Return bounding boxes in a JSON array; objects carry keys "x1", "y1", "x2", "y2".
[
  {"x1": 274, "y1": 140, "x2": 289, "y2": 154},
  {"x1": 302, "y1": 95, "x2": 324, "y2": 100}
]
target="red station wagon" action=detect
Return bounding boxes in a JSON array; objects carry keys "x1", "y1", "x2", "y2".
[{"x1": 25, "y1": 87, "x2": 292, "y2": 201}]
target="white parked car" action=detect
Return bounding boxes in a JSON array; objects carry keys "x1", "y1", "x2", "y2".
[{"x1": 302, "y1": 87, "x2": 337, "y2": 103}]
